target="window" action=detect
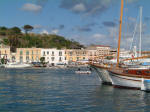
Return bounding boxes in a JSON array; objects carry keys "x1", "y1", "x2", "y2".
[
  {"x1": 51, "y1": 57, "x2": 55, "y2": 61},
  {"x1": 36, "y1": 50, "x2": 38, "y2": 54},
  {"x1": 136, "y1": 71, "x2": 142, "y2": 75},
  {"x1": 77, "y1": 57, "x2": 80, "y2": 61},
  {"x1": 43, "y1": 51, "x2": 45, "y2": 56},
  {"x1": 47, "y1": 51, "x2": 49, "y2": 55},
  {"x1": 26, "y1": 56, "x2": 29, "y2": 62},
  {"x1": 32, "y1": 50, "x2": 33, "y2": 55},
  {"x1": 69, "y1": 52, "x2": 73, "y2": 56},
  {"x1": 59, "y1": 57, "x2": 62, "y2": 62},
  {"x1": 32, "y1": 56, "x2": 34, "y2": 62},
  {"x1": 145, "y1": 71, "x2": 150, "y2": 74},
  {"x1": 36, "y1": 56, "x2": 39, "y2": 61},
  {"x1": 52, "y1": 51, "x2": 54, "y2": 56},
  {"x1": 20, "y1": 56, "x2": 23, "y2": 62},
  {"x1": 26, "y1": 51, "x2": 29, "y2": 55},
  {"x1": 65, "y1": 57, "x2": 66, "y2": 60},
  {"x1": 59, "y1": 51, "x2": 62, "y2": 56},
  {"x1": 20, "y1": 51, "x2": 23, "y2": 55}
]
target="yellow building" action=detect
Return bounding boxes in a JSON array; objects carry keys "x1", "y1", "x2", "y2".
[
  {"x1": 65, "y1": 49, "x2": 88, "y2": 62},
  {"x1": 15, "y1": 48, "x2": 41, "y2": 63},
  {"x1": 0, "y1": 44, "x2": 11, "y2": 61}
]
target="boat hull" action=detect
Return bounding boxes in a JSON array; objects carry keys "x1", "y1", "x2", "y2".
[
  {"x1": 91, "y1": 65, "x2": 112, "y2": 85},
  {"x1": 4, "y1": 63, "x2": 32, "y2": 68},
  {"x1": 109, "y1": 71, "x2": 141, "y2": 89}
]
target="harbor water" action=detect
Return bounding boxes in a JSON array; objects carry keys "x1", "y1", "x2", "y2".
[{"x1": 0, "y1": 68, "x2": 150, "y2": 112}]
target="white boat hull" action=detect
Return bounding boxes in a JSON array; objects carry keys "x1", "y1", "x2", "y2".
[
  {"x1": 109, "y1": 71, "x2": 141, "y2": 88},
  {"x1": 5, "y1": 63, "x2": 32, "y2": 68},
  {"x1": 75, "y1": 71, "x2": 91, "y2": 74},
  {"x1": 92, "y1": 65, "x2": 112, "y2": 84}
]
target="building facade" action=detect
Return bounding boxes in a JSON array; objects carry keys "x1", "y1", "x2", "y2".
[
  {"x1": 0, "y1": 44, "x2": 11, "y2": 62},
  {"x1": 41, "y1": 48, "x2": 68, "y2": 66},
  {"x1": 15, "y1": 48, "x2": 41, "y2": 63},
  {"x1": 95, "y1": 45, "x2": 110, "y2": 57},
  {"x1": 65, "y1": 49, "x2": 88, "y2": 63}
]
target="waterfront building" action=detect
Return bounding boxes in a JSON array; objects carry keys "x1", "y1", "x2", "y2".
[
  {"x1": 86, "y1": 45, "x2": 110, "y2": 60},
  {"x1": 0, "y1": 44, "x2": 11, "y2": 61},
  {"x1": 65, "y1": 49, "x2": 88, "y2": 63},
  {"x1": 94, "y1": 45, "x2": 110, "y2": 57},
  {"x1": 41, "y1": 48, "x2": 68, "y2": 66},
  {"x1": 86, "y1": 47, "x2": 98, "y2": 61},
  {"x1": 15, "y1": 48, "x2": 41, "y2": 63}
]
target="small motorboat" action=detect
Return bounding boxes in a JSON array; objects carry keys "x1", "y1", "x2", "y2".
[
  {"x1": 75, "y1": 71, "x2": 91, "y2": 74},
  {"x1": 4, "y1": 62, "x2": 32, "y2": 68}
]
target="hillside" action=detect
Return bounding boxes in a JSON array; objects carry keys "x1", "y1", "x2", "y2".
[{"x1": 0, "y1": 26, "x2": 84, "y2": 52}]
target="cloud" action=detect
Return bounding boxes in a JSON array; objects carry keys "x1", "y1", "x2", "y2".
[
  {"x1": 22, "y1": 3, "x2": 42, "y2": 12},
  {"x1": 102, "y1": 21, "x2": 116, "y2": 27},
  {"x1": 51, "y1": 29, "x2": 59, "y2": 34},
  {"x1": 60, "y1": 0, "x2": 114, "y2": 16},
  {"x1": 34, "y1": 25, "x2": 42, "y2": 29},
  {"x1": 41, "y1": 29, "x2": 49, "y2": 34},
  {"x1": 144, "y1": 17, "x2": 150, "y2": 22},
  {"x1": 59, "y1": 25, "x2": 65, "y2": 30},
  {"x1": 74, "y1": 26, "x2": 92, "y2": 32},
  {"x1": 72, "y1": 3, "x2": 86, "y2": 13},
  {"x1": 73, "y1": 23, "x2": 96, "y2": 32},
  {"x1": 126, "y1": 0, "x2": 139, "y2": 3},
  {"x1": 36, "y1": 0, "x2": 48, "y2": 7},
  {"x1": 93, "y1": 33, "x2": 106, "y2": 38}
]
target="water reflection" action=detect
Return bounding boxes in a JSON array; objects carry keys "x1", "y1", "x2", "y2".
[
  {"x1": 93, "y1": 85, "x2": 150, "y2": 112},
  {"x1": 0, "y1": 68, "x2": 150, "y2": 112}
]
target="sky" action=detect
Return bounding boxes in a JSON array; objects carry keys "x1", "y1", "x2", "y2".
[{"x1": 0, "y1": 0, "x2": 150, "y2": 50}]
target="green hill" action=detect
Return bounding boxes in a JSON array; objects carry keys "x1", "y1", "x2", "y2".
[{"x1": 0, "y1": 26, "x2": 84, "y2": 52}]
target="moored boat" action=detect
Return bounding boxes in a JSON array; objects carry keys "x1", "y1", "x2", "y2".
[
  {"x1": 107, "y1": 0, "x2": 150, "y2": 91},
  {"x1": 91, "y1": 63, "x2": 112, "y2": 85},
  {"x1": 4, "y1": 62, "x2": 32, "y2": 68},
  {"x1": 108, "y1": 67, "x2": 150, "y2": 90},
  {"x1": 75, "y1": 71, "x2": 91, "y2": 74}
]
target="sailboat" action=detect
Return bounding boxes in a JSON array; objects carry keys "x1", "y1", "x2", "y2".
[
  {"x1": 108, "y1": 0, "x2": 150, "y2": 91},
  {"x1": 91, "y1": 62, "x2": 112, "y2": 85}
]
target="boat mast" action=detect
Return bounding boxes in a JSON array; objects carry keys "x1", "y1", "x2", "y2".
[
  {"x1": 117, "y1": 0, "x2": 124, "y2": 67},
  {"x1": 139, "y1": 6, "x2": 142, "y2": 57}
]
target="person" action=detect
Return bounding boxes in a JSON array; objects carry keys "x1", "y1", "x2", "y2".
[
  {"x1": 78, "y1": 68, "x2": 80, "y2": 71},
  {"x1": 89, "y1": 68, "x2": 92, "y2": 71}
]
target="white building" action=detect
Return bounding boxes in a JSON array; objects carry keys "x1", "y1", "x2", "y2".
[{"x1": 41, "y1": 48, "x2": 68, "y2": 66}]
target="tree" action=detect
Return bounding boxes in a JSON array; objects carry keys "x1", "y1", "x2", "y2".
[
  {"x1": 1, "y1": 57, "x2": 7, "y2": 64},
  {"x1": 40, "y1": 57, "x2": 45, "y2": 65},
  {"x1": 10, "y1": 27, "x2": 21, "y2": 35},
  {"x1": 23, "y1": 25, "x2": 33, "y2": 35},
  {"x1": 0, "y1": 26, "x2": 8, "y2": 36}
]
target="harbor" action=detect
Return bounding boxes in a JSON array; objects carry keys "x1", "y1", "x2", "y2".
[
  {"x1": 1, "y1": 0, "x2": 150, "y2": 111},
  {"x1": 0, "y1": 67, "x2": 150, "y2": 112}
]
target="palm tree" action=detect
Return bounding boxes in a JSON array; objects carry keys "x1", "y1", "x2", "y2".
[{"x1": 23, "y1": 25, "x2": 34, "y2": 35}]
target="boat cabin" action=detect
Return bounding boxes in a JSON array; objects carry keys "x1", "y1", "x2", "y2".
[{"x1": 123, "y1": 69, "x2": 150, "y2": 75}]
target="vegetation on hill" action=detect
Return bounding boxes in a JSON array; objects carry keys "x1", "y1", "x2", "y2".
[{"x1": 0, "y1": 25, "x2": 84, "y2": 52}]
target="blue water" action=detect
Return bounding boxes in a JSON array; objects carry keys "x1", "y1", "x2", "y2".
[{"x1": 0, "y1": 68, "x2": 150, "y2": 112}]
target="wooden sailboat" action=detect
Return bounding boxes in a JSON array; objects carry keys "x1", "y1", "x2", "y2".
[
  {"x1": 90, "y1": 62, "x2": 112, "y2": 85},
  {"x1": 108, "y1": 0, "x2": 150, "y2": 91}
]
